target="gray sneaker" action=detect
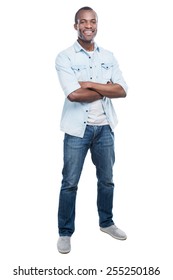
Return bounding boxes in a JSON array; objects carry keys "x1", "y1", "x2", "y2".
[
  {"x1": 57, "y1": 236, "x2": 71, "y2": 254},
  {"x1": 100, "y1": 225, "x2": 127, "y2": 240}
]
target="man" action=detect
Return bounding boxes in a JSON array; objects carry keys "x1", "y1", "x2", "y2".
[{"x1": 55, "y1": 6, "x2": 128, "y2": 254}]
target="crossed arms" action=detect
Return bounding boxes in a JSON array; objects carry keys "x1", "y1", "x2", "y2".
[{"x1": 68, "y1": 81, "x2": 126, "y2": 102}]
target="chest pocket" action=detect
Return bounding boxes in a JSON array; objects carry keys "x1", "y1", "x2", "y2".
[
  {"x1": 71, "y1": 65, "x2": 87, "y2": 81},
  {"x1": 101, "y1": 63, "x2": 114, "y2": 82}
]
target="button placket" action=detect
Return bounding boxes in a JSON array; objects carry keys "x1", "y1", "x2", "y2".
[
  {"x1": 83, "y1": 106, "x2": 89, "y2": 124},
  {"x1": 88, "y1": 55, "x2": 94, "y2": 81}
]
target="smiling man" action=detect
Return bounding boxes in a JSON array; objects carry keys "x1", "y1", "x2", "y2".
[{"x1": 55, "y1": 6, "x2": 128, "y2": 254}]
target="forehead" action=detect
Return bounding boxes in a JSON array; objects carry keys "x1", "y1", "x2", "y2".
[{"x1": 77, "y1": 10, "x2": 97, "y2": 21}]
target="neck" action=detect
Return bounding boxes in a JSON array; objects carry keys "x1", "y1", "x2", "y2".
[{"x1": 77, "y1": 38, "x2": 94, "y2": 52}]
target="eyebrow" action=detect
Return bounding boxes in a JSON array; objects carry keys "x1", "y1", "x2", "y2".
[{"x1": 79, "y1": 18, "x2": 97, "y2": 21}]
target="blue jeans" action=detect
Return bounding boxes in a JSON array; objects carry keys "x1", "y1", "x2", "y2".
[{"x1": 58, "y1": 125, "x2": 115, "y2": 236}]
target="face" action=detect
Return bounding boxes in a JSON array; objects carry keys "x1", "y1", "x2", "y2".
[{"x1": 74, "y1": 10, "x2": 98, "y2": 43}]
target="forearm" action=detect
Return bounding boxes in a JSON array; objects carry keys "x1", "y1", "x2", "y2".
[
  {"x1": 68, "y1": 87, "x2": 102, "y2": 102},
  {"x1": 80, "y1": 82, "x2": 126, "y2": 98}
]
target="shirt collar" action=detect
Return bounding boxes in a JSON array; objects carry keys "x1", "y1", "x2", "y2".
[{"x1": 73, "y1": 41, "x2": 100, "y2": 53}]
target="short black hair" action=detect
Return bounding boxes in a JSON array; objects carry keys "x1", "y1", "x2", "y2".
[{"x1": 74, "y1": 6, "x2": 94, "y2": 24}]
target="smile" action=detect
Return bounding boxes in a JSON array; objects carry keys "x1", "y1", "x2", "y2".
[{"x1": 83, "y1": 30, "x2": 94, "y2": 35}]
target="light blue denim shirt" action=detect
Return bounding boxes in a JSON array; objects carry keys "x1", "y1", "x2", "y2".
[{"x1": 55, "y1": 41, "x2": 128, "y2": 137}]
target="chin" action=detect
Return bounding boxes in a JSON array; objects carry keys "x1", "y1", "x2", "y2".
[{"x1": 83, "y1": 35, "x2": 95, "y2": 42}]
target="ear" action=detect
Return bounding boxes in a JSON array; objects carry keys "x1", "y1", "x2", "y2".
[{"x1": 74, "y1": 23, "x2": 77, "y2": 30}]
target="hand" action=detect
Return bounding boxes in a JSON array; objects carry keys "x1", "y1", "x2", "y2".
[{"x1": 79, "y1": 81, "x2": 91, "y2": 89}]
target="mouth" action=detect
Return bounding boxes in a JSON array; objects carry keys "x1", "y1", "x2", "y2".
[{"x1": 83, "y1": 30, "x2": 94, "y2": 36}]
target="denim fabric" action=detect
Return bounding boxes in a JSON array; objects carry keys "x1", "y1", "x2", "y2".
[
  {"x1": 55, "y1": 41, "x2": 128, "y2": 137},
  {"x1": 58, "y1": 125, "x2": 115, "y2": 236}
]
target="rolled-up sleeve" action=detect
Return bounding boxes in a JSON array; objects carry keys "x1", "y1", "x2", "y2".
[
  {"x1": 55, "y1": 52, "x2": 81, "y2": 97},
  {"x1": 111, "y1": 54, "x2": 128, "y2": 94}
]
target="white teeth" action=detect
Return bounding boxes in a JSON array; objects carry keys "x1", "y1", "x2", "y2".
[{"x1": 84, "y1": 31, "x2": 92, "y2": 35}]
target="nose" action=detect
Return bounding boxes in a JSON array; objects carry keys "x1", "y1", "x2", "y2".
[{"x1": 85, "y1": 21, "x2": 92, "y2": 28}]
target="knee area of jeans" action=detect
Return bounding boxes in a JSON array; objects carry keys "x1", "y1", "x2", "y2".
[
  {"x1": 98, "y1": 182, "x2": 114, "y2": 189},
  {"x1": 61, "y1": 186, "x2": 78, "y2": 192}
]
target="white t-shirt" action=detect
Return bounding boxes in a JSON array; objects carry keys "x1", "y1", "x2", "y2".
[
  {"x1": 87, "y1": 100, "x2": 108, "y2": 125},
  {"x1": 86, "y1": 51, "x2": 108, "y2": 126}
]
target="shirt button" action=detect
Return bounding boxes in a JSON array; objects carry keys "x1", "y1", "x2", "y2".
[
  {"x1": 90, "y1": 77, "x2": 92, "y2": 80},
  {"x1": 89, "y1": 57, "x2": 91, "y2": 59},
  {"x1": 90, "y1": 66, "x2": 92, "y2": 69}
]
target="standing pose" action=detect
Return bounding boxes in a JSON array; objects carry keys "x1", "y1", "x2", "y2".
[{"x1": 55, "y1": 6, "x2": 128, "y2": 253}]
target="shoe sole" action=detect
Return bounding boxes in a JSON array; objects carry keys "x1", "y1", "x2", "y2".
[{"x1": 58, "y1": 249, "x2": 71, "y2": 254}]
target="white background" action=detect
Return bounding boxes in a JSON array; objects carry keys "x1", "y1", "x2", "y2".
[{"x1": 0, "y1": 0, "x2": 173, "y2": 279}]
